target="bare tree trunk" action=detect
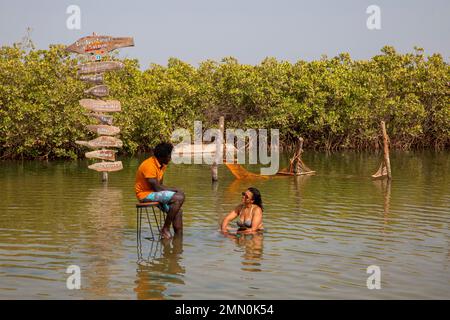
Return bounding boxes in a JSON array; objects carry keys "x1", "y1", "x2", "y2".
[
  {"x1": 211, "y1": 116, "x2": 225, "y2": 182},
  {"x1": 381, "y1": 121, "x2": 392, "y2": 180},
  {"x1": 293, "y1": 137, "x2": 304, "y2": 174}
]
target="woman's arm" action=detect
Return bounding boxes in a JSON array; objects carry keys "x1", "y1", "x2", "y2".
[
  {"x1": 237, "y1": 207, "x2": 263, "y2": 234},
  {"x1": 221, "y1": 206, "x2": 240, "y2": 233}
]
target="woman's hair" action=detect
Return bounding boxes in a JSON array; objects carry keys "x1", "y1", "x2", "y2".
[{"x1": 248, "y1": 187, "x2": 263, "y2": 211}]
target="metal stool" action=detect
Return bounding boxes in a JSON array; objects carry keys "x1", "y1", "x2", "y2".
[{"x1": 136, "y1": 202, "x2": 166, "y2": 241}]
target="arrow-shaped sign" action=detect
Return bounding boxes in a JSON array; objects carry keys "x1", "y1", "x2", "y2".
[
  {"x1": 86, "y1": 125, "x2": 120, "y2": 136},
  {"x1": 78, "y1": 61, "x2": 124, "y2": 75},
  {"x1": 85, "y1": 85, "x2": 109, "y2": 97},
  {"x1": 88, "y1": 161, "x2": 123, "y2": 172},
  {"x1": 85, "y1": 150, "x2": 117, "y2": 161},
  {"x1": 85, "y1": 113, "x2": 114, "y2": 125},
  {"x1": 80, "y1": 99, "x2": 121, "y2": 113},
  {"x1": 76, "y1": 136, "x2": 123, "y2": 149},
  {"x1": 67, "y1": 36, "x2": 134, "y2": 54},
  {"x1": 79, "y1": 73, "x2": 104, "y2": 84}
]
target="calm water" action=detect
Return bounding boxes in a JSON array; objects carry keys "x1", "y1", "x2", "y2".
[{"x1": 0, "y1": 151, "x2": 449, "y2": 299}]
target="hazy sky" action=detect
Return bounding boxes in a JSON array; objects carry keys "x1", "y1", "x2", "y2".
[{"x1": 0, "y1": 0, "x2": 448, "y2": 68}]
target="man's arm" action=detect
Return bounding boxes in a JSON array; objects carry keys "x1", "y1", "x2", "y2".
[
  {"x1": 160, "y1": 178, "x2": 179, "y2": 192},
  {"x1": 147, "y1": 178, "x2": 179, "y2": 193}
]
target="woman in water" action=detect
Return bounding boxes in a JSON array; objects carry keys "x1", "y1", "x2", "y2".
[{"x1": 221, "y1": 187, "x2": 264, "y2": 234}]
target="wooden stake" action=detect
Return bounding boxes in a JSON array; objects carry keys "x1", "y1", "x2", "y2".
[
  {"x1": 381, "y1": 121, "x2": 392, "y2": 180},
  {"x1": 293, "y1": 137, "x2": 304, "y2": 174},
  {"x1": 211, "y1": 116, "x2": 225, "y2": 182}
]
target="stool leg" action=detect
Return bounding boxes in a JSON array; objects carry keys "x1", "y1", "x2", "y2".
[
  {"x1": 153, "y1": 206, "x2": 161, "y2": 233},
  {"x1": 145, "y1": 207, "x2": 155, "y2": 240},
  {"x1": 139, "y1": 208, "x2": 142, "y2": 241},
  {"x1": 136, "y1": 208, "x2": 142, "y2": 261},
  {"x1": 159, "y1": 208, "x2": 162, "y2": 230}
]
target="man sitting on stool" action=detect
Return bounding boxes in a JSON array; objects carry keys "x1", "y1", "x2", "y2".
[{"x1": 135, "y1": 142, "x2": 184, "y2": 239}]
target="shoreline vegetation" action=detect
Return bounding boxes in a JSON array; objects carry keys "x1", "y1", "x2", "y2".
[{"x1": 0, "y1": 39, "x2": 448, "y2": 160}]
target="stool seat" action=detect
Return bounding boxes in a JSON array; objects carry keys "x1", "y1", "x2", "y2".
[{"x1": 136, "y1": 202, "x2": 159, "y2": 208}]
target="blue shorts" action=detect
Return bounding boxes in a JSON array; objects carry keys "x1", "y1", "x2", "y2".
[{"x1": 142, "y1": 191, "x2": 176, "y2": 213}]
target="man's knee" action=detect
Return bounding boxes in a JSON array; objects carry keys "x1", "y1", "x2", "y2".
[
  {"x1": 177, "y1": 190, "x2": 185, "y2": 200},
  {"x1": 172, "y1": 191, "x2": 185, "y2": 204}
]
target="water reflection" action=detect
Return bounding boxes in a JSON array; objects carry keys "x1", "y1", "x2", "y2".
[
  {"x1": 291, "y1": 175, "x2": 311, "y2": 212},
  {"x1": 135, "y1": 236, "x2": 185, "y2": 300},
  {"x1": 372, "y1": 179, "x2": 391, "y2": 229},
  {"x1": 82, "y1": 185, "x2": 125, "y2": 298},
  {"x1": 225, "y1": 233, "x2": 264, "y2": 272}
]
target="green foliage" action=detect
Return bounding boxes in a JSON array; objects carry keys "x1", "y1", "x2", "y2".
[{"x1": 0, "y1": 41, "x2": 448, "y2": 159}]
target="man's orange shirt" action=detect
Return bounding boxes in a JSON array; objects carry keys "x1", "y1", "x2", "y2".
[{"x1": 135, "y1": 156, "x2": 167, "y2": 200}]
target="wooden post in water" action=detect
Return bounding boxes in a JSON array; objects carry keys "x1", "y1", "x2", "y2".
[
  {"x1": 381, "y1": 121, "x2": 392, "y2": 180},
  {"x1": 293, "y1": 137, "x2": 304, "y2": 174},
  {"x1": 211, "y1": 116, "x2": 225, "y2": 182}
]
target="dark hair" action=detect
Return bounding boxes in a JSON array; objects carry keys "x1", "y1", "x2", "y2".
[
  {"x1": 248, "y1": 187, "x2": 263, "y2": 211},
  {"x1": 154, "y1": 142, "x2": 174, "y2": 159}
]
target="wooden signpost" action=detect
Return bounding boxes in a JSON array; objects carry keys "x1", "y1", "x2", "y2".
[
  {"x1": 79, "y1": 74, "x2": 104, "y2": 84},
  {"x1": 85, "y1": 150, "x2": 116, "y2": 161},
  {"x1": 86, "y1": 125, "x2": 121, "y2": 136},
  {"x1": 85, "y1": 85, "x2": 109, "y2": 97},
  {"x1": 68, "y1": 33, "x2": 134, "y2": 182},
  {"x1": 79, "y1": 99, "x2": 121, "y2": 112},
  {"x1": 66, "y1": 36, "x2": 134, "y2": 55},
  {"x1": 88, "y1": 161, "x2": 123, "y2": 172},
  {"x1": 78, "y1": 61, "x2": 124, "y2": 75},
  {"x1": 85, "y1": 113, "x2": 114, "y2": 126},
  {"x1": 76, "y1": 136, "x2": 123, "y2": 149}
]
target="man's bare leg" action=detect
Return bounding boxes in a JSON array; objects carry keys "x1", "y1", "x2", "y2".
[
  {"x1": 161, "y1": 191, "x2": 184, "y2": 239},
  {"x1": 173, "y1": 209, "x2": 183, "y2": 235}
]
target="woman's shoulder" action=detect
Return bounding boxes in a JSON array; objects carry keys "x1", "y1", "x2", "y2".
[{"x1": 253, "y1": 205, "x2": 263, "y2": 215}]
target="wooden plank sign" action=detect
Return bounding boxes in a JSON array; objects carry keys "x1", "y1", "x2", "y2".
[
  {"x1": 78, "y1": 61, "x2": 124, "y2": 75},
  {"x1": 86, "y1": 125, "x2": 120, "y2": 136},
  {"x1": 85, "y1": 150, "x2": 116, "y2": 161},
  {"x1": 88, "y1": 161, "x2": 123, "y2": 172},
  {"x1": 85, "y1": 113, "x2": 114, "y2": 125},
  {"x1": 76, "y1": 136, "x2": 123, "y2": 149},
  {"x1": 79, "y1": 73, "x2": 104, "y2": 84},
  {"x1": 85, "y1": 85, "x2": 109, "y2": 97},
  {"x1": 67, "y1": 36, "x2": 134, "y2": 55},
  {"x1": 80, "y1": 99, "x2": 121, "y2": 113}
]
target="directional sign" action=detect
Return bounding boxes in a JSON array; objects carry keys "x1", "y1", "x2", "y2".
[
  {"x1": 78, "y1": 61, "x2": 124, "y2": 75},
  {"x1": 85, "y1": 113, "x2": 114, "y2": 126},
  {"x1": 86, "y1": 125, "x2": 120, "y2": 136},
  {"x1": 79, "y1": 73, "x2": 104, "y2": 84},
  {"x1": 76, "y1": 136, "x2": 123, "y2": 149},
  {"x1": 88, "y1": 161, "x2": 123, "y2": 172},
  {"x1": 85, "y1": 150, "x2": 117, "y2": 161},
  {"x1": 66, "y1": 36, "x2": 134, "y2": 55},
  {"x1": 85, "y1": 85, "x2": 109, "y2": 97},
  {"x1": 80, "y1": 99, "x2": 121, "y2": 113}
]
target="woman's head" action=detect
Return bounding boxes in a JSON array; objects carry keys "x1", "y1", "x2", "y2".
[{"x1": 241, "y1": 187, "x2": 263, "y2": 210}]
